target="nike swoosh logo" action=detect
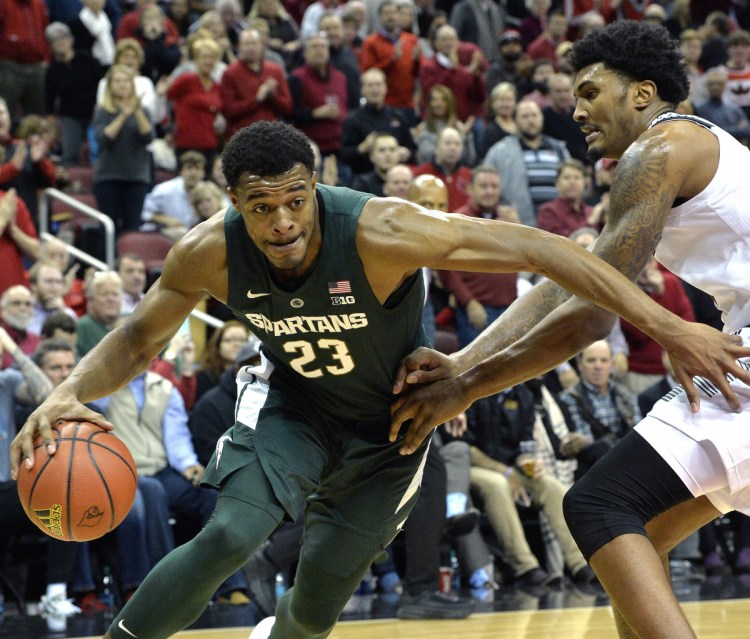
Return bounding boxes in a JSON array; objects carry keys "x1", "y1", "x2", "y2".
[
  {"x1": 118, "y1": 619, "x2": 138, "y2": 638},
  {"x1": 247, "y1": 291, "x2": 270, "y2": 299},
  {"x1": 216, "y1": 435, "x2": 232, "y2": 469}
]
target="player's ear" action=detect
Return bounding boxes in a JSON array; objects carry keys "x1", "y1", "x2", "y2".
[{"x1": 633, "y1": 80, "x2": 658, "y2": 110}]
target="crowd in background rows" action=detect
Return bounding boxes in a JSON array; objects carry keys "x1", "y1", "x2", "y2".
[{"x1": 3, "y1": 0, "x2": 750, "y2": 629}]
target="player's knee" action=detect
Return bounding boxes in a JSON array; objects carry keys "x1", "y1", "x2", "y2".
[
  {"x1": 563, "y1": 471, "x2": 648, "y2": 561},
  {"x1": 201, "y1": 504, "x2": 278, "y2": 565}
]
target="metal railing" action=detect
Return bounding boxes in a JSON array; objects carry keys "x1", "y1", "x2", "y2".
[
  {"x1": 39, "y1": 188, "x2": 116, "y2": 269},
  {"x1": 38, "y1": 188, "x2": 225, "y2": 330}
]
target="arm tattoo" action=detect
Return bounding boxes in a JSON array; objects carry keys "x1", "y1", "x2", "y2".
[{"x1": 600, "y1": 144, "x2": 675, "y2": 281}]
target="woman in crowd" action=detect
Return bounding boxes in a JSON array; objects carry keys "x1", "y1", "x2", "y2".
[
  {"x1": 412, "y1": 85, "x2": 476, "y2": 166},
  {"x1": 479, "y1": 82, "x2": 518, "y2": 158},
  {"x1": 191, "y1": 180, "x2": 230, "y2": 225},
  {"x1": 195, "y1": 320, "x2": 250, "y2": 402},
  {"x1": 246, "y1": 0, "x2": 301, "y2": 62},
  {"x1": 192, "y1": 10, "x2": 237, "y2": 65},
  {"x1": 92, "y1": 64, "x2": 154, "y2": 234}
]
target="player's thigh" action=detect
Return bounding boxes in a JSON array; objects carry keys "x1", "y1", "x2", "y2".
[{"x1": 302, "y1": 436, "x2": 432, "y2": 577}]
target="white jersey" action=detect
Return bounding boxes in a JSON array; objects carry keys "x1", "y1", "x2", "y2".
[
  {"x1": 635, "y1": 114, "x2": 750, "y2": 515},
  {"x1": 650, "y1": 112, "x2": 750, "y2": 332}
]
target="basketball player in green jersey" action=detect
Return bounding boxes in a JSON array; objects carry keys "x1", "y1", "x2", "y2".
[{"x1": 10, "y1": 121, "x2": 750, "y2": 639}]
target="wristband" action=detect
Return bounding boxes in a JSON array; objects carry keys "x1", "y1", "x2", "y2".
[{"x1": 503, "y1": 466, "x2": 514, "y2": 478}]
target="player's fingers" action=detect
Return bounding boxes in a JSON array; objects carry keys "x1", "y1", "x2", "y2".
[
  {"x1": 37, "y1": 418, "x2": 57, "y2": 456},
  {"x1": 388, "y1": 397, "x2": 413, "y2": 442},
  {"x1": 58, "y1": 410, "x2": 115, "y2": 432},
  {"x1": 392, "y1": 362, "x2": 409, "y2": 394},
  {"x1": 404, "y1": 367, "x2": 449, "y2": 386},
  {"x1": 676, "y1": 372, "x2": 700, "y2": 413},
  {"x1": 392, "y1": 348, "x2": 435, "y2": 393},
  {"x1": 399, "y1": 418, "x2": 434, "y2": 455},
  {"x1": 711, "y1": 373, "x2": 741, "y2": 413}
]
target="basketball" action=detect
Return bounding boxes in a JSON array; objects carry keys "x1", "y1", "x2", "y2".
[{"x1": 17, "y1": 421, "x2": 138, "y2": 542}]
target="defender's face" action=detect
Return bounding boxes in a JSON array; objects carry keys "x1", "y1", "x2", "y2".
[
  {"x1": 573, "y1": 63, "x2": 636, "y2": 161},
  {"x1": 230, "y1": 164, "x2": 321, "y2": 281}
]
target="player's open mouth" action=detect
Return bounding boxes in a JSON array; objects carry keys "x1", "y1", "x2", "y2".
[{"x1": 269, "y1": 236, "x2": 302, "y2": 254}]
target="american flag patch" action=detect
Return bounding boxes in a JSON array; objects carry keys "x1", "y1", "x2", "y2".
[{"x1": 328, "y1": 281, "x2": 351, "y2": 294}]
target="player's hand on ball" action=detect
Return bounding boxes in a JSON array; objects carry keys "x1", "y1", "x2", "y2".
[{"x1": 10, "y1": 390, "x2": 113, "y2": 480}]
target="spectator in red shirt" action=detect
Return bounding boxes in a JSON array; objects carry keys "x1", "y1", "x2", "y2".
[
  {"x1": 0, "y1": 0, "x2": 50, "y2": 118},
  {"x1": 0, "y1": 189, "x2": 40, "y2": 297},
  {"x1": 220, "y1": 28, "x2": 292, "y2": 139},
  {"x1": 0, "y1": 285, "x2": 40, "y2": 369},
  {"x1": 0, "y1": 100, "x2": 57, "y2": 226},
  {"x1": 419, "y1": 24, "x2": 487, "y2": 122},
  {"x1": 289, "y1": 33, "x2": 348, "y2": 156},
  {"x1": 413, "y1": 126, "x2": 473, "y2": 211},
  {"x1": 360, "y1": 0, "x2": 421, "y2": 110},
  {"x1": 439, "y1": 165, "x2": 520, "y2": 347},
  {"x1": 166, "y1": 38, "x2": 223, "y2": 167},
  {"x1": 117, "y1": 0, "x2": 181, "y2": 43},
  {"x1": 537, "y1": 159, "x2": 606, "y2": 238},
  {"x1": 527, "y1": 10, "x2": 568, "y2": 65},
  {"x1": 620, "y1": 258, "x2": 696, "y2": 396}
]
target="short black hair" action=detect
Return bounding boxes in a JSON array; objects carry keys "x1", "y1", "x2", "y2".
[
  {"x1": 222, "y1": 121, "x2": 316, "y2": 189},
  {"x1": 40, "y1": 312, "x2": 77, "y2": 339},
  {"x1": 33, "y1": 338, "x2": 76, "y2": 368},
  {"x1": 570, "y1": 20, "x2": 689, "y2": 106}
]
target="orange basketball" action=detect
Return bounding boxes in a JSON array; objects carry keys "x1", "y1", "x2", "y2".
[{"x1": 17, "y1": 421, "x2": 137, "y2": 542}]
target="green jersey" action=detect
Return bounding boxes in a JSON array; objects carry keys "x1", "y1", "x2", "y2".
[{"x1": 224, "y1": 184, "x2": 427, "y2": 427}]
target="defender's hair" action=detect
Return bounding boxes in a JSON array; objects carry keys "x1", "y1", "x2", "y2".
[{"x1": 570, "y1": 20, "x2": 689, "y2": 106}]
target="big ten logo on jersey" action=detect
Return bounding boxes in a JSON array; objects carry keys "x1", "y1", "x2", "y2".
[{"x1": 328, "y1": 280, "x2": 354, "y2": 305}]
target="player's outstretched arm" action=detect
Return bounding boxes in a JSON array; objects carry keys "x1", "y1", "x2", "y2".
[
  {"x1": 10, "y1": 223, "x2": 223, "y2": 478},
  {"x1": 371, "y1": 149, "x2": 750, "y2": 452}
]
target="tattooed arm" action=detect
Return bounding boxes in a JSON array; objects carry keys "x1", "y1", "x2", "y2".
[{"x1": 390, "y1": 129, "x2": 686, "y2": 451}]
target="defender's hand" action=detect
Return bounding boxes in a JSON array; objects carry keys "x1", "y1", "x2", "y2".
[
  {"x1": 390, "y1": 377, "x2": 472, "y2": 454},
  {"x1": 666, "y1": 322, "x2": 750, "y2": 413},
  {"x1": 10, "y1": 392, "x2": 113, "y2": 479},
  {"x1": 391, "y1": 347, "x2": 458, "y2": 395}
]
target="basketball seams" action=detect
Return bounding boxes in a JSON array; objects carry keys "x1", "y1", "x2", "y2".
[
  {"x1": 66, "y1": 421, "x2": 81, "y2": 541},
  {"x1": 17, "y1": 421, "x2": 137, "y2": 542},
  {"x1": 86, "y1": 431, "x2": 118, "y2": 532}
]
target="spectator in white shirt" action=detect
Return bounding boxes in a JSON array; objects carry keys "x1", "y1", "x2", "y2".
[{"x1": 141, "y1": 151, "x2": 206, "y2": 240}]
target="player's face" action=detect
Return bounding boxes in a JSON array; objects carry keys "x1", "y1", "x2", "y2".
[
  {"x1": 573, "y1": 63, "x2": 639, "y2": 161},
  {"x1": 230, "y1": 164, "x2": 321, "y2": 281}
]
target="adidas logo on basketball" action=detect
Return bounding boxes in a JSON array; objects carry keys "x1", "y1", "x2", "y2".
[{"x1": 33, "y1": 504, "x2": 64, "y2": 538}]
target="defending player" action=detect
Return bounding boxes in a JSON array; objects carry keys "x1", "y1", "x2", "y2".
[{"x1": 391, "y1": 21, "x2": 750, "y2": 638}]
